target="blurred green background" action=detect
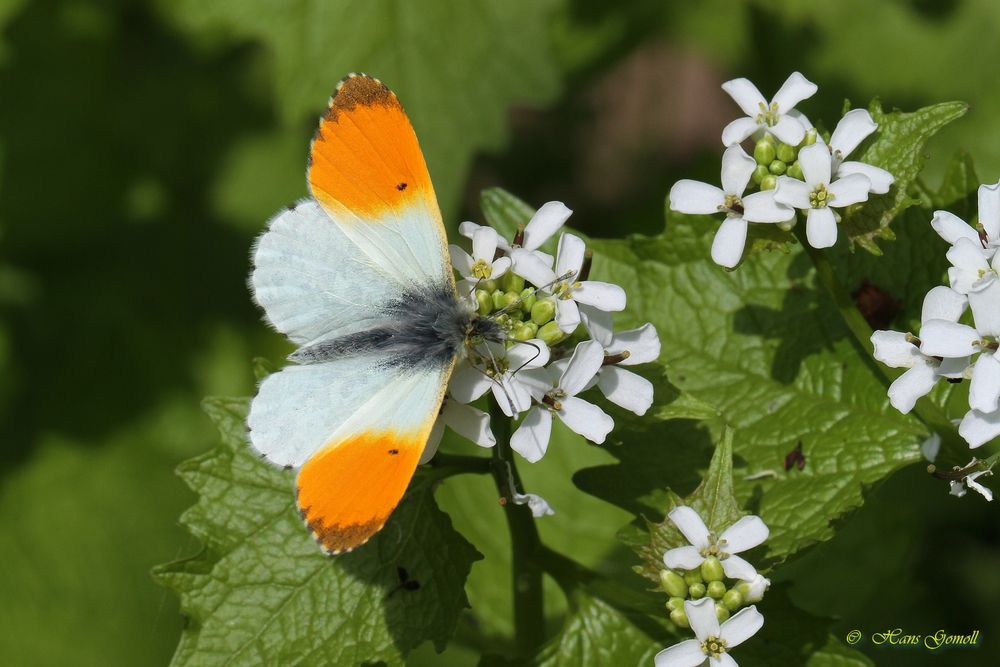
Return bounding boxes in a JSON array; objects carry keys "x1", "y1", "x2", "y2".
[{"x1": 0, "y1": 0, "x2": 997, "y2": 665}]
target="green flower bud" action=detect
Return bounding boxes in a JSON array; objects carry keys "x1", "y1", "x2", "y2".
[
  {"x1": 660, "y1": 570, "x2": 688, "y2": 598},
  {"x1": 502, "y1": 271, "x2": 525, "y2": 293},
  {"x1": 666, "y1": 596, "x2": 686, "y2": 612},
  {"x1": 752, "y1": 164, "x2": 770, "y2": 185},
  {"x1": 707, "y1": 580, "x2": 726, "y2": 599},
  {"x1": 480, "y1": 279, "x2": 498, "y2": 293},
  {"x1": 700, "y1": 556, "x2": 725, "y2": 582},
  {"x1": 787, "y1": 160, "x2": 803, "y2": 180},
  {"x1": 768, "y1": 159, "x2": 786, "y2": 176},
  {"x1": 511, "y1": 322, "x2": 535, "y2": 341},
  {"x1": 669, "y1": 608, "x2": 690, "y2": 629},
  {"x1": 776, "y1": 142, "x2": 796, "y2": 163},
  {"x1": 760, "y1": 132, "x2": 776, "y2": 145},
  {"x1": 777, "y1": 218, "x2": 797, "y2": 232},
  {"x1": 530, "y1": 298, "x2": 556, "y2": 325},
  {"x1": 521, "y1": 321, "x2": 538, "y2": 337},
  {"x1": 688, "y1": 583, "x2": 706, "y2": 599},
  {"x1": 492, "y1": 290, "x2": 517, "y2": 311},
  {"x1": 715, "y1": 603, "x2": 730, "y2": 622},
  {"x1": 475, "y1": 289, "x2": 493, "y2": 316},
  {"x1": 519, "y1": 288, "x2": 536, "y2": 314},
  {"x1": 753, "y1": 139, "x2": 776, "y2": 166},
  {"x1": 760, "y1": 175, "x2": 777, "y2": 191},
  {"x1": 682, "y1": 569, "x2": 703, "y2": 587},
  {"x1": 537, "y1": 321, "x2": 565, "y2": 346},
  {"x1": 804, "y1": 128, "x2": 817, "y2": 145},
  {"x1": 723, "y1": 589, "x2": 744, "y2": 611}
]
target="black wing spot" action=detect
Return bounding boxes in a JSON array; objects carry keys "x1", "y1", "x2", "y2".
[
  {"x1": 388, "y1": 449, "x2": 399, "y2": 455},
  {"x1": 396, "y1": 182, "x2": 407, "y2": 191}
]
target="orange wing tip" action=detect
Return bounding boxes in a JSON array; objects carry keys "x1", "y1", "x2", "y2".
[
  {"x1": 325, "y1": 73, "x2": 399, "y2": 122},
  {"x1": 298, "y1": 506, "x2": 385, "y2": 555}
]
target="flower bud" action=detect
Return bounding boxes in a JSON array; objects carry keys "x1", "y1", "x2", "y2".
[
  {"x1": 776, "y1": 142, "x2": 796, "y2": 163},
  {"x1": 519, "y1": 288, "x2": 536, "y2": 314},
  {"x1": 511, "y1": 322, "x2": 535, "y2": 341},
  {"x1": 804, "y1": 128, "x2": 817, "y2": 145},
  {"x1": 475, "y1": 289, "x2": 493, "y2": 316},
  {"x1": 715, "y1": 603, "x2": 730, "y2": 622},
  {"x1": 760, "y1": 175, "x2": 777, "y2": 191},
  {"x1": 786, "y1": 161, "x2": 803, "y2": 180},
  {"x1": 538, "y1": 321, "x2": 565, "y2": 346},
  {"x1": 502, "y1": 271, "x2": 525, "y2": 293},
  {"x1": 480, "y1": 279, "x2": 498, "y2": 293},
  {"x1": 752, "y1": 164, "x2": 770, "y2": 185},
  {"x1": 493, "y1": 290, "x2": 517, "y2": 311},
  {"x1": 707, "y1": 580, "x2": 726, "y2": 599},
  {"x1": 777, "y1": 218, "x2": 796, "y2": 232},
  {"x1": 666, "y1": 596, "x2": 686, "y2": 612},
  {"x1": 768, "y1": 159, "x2": 786, "y2": 176},
  {"x1": 735, "y1": 574, "x2": 770, "y2": 603},
  {"x1": 660, "y1": 570, "x2": 688, "y2": 598},
  {"x1": 682, "y1": 569, "x2": 703, "y2": 587},
  {"x1": 722, "y1": 589, "x2": 744, "y2": 611},
  {"x1": 530, "y1": 299, "x2": 556, "y2": 325},
  {"x1": 700, "y1": 556, "x2": 724, "y2": 582},
  {"x1": 753, "y1": 139, "x2": 776, "y2": 166},
  {"x1": 688, "y1": 583, "x2": 706, "y2": 599},
  {"x1": 669, "y1": 608, "x2": 690, "y2": 629}
]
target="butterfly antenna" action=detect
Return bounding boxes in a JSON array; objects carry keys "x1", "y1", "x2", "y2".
[
  {"x1": 482, "y1": 342, "x2": 519, "y2": 416},
  {"x1": 507, "y1": 338, "x2": 543, "y2": 374}
]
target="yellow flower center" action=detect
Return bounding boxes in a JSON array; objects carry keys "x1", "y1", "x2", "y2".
[
  {"x1": 754, "y1": 101, "x2": 779, "y2": 127},
  {"x1": 809, "y1": 184, "x2": 833, "y2": 209},
  {"x1": 701, "y1": 636, "x2": 728, "y2": 658},
  {"x1": 471, "y1": 259, "x2": 492, "y2": 280}
]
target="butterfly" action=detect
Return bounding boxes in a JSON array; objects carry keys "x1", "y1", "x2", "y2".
[{"x1": 248, "y1": 73, "x2": 504, "y2": 554}]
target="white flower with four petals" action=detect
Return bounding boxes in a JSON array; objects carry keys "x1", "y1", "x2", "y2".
[
  {"x1": 720, "y1": 72, "x2": 818, "y2": 147},
  {"x1": 661, "y1": 506, "x2": 770, "y2": 582},
  {"x1": 654, "y1": 598, "x2": 765, "y2": 667}
]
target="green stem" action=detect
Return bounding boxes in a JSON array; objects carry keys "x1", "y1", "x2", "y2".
[
  {"x1": 489, "y1": 405, "x2": 545, "y2": 656},
  {"x1": 427, "y1": 452, "x2": 492, "y2": 477},
  {"x1": 794, "y1": 226, "x2": 968, "y2": 464}
]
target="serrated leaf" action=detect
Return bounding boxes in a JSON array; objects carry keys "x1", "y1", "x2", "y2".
[
  {"x1": 842, "y1": 99, "x2": 967, "y2": 252},
  {"x1": 154, "y1": 397, "x2": 481, "y2": 666},
  {"x1": 159, "y1": 0, "x2": 562, "y2": 221}
]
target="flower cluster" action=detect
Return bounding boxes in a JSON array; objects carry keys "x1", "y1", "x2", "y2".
[
  {"x1": 871, "y1": 180, "x2": 1000, "y2": 454},
  {"x1": 422, "y1": 202, "x2": 661, "y2": 478},
  {"x1": 656, "y1": 506, "x2": 769, "y2": 667},
  {"x1": 669, "y1": 72, "x2": 894, "y2": 267}
]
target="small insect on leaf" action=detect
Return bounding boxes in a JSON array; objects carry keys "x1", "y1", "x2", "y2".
[{"x1": 784, "y1": 441, "x2": 806, "y2": 471}]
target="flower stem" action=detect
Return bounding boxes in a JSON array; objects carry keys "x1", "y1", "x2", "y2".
[
  {"x1": 489, "y1": 404, "x2": 545, "y2": 656},
  {"x1": 427, "y1": 452, "x2": 492, "y2": 477},
  {"x1": 793, "y1": 228, "x2": 968, "y2": 463}
]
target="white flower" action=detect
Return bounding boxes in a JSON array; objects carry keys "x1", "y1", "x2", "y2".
[
  {"x1": 512, "y1": 233, "x2": 625, "y2": 333},
  {"x1": 816, "y1": 108, "x2": 894, "y2": 194},
  {"x1": 654, "y1": 599, "x2": 764, "y2": 667},
  {"x1": 661, "y1": 506, "x2": 769, "y2": 581},
  {"x1": 738, "y1": 574, "x2": 770, "y2": 604},
  {"x1": 449, "y1": 225, "x2": 511, "y2": 283},
  {"x1": 949, "y1": 460, "x2": 994, "y2": 501},
  {"x1": 931, "y1": 179, "x2": 1000, "y2": 258},
  {"x1": 945, "y1": 237, "x2": 999, "y2": 296},
  {"x1": 421, "y1": 399, "x2": 496, "y2": 464},
  {"x1": 510, "y1": 340, "x2": 614, "y2": 462},
  {"x1": 669, "y1": 145, "x2": 794, "y2": 268},
  {"x1": 773, "y1": 144, "x2": 872, "y2": 248},
  {"x1": 720, "y1": 71, "x2": 817, "y2": 147},
  {"x1": 959, "y1": 407, "x2": 1000, "y2": 449},
  {"x1": 512, "y1": 491, "x2": 555, "y2": 517},
  {"x1": 449, "y1": 340, "x2": 550, "y2": 417},
  {"x1": 871, "y1": 286, "x2": 970, "y2": 414},
  {"x1": 594, "y1": 323, "x2": 661, "y2": 415}
]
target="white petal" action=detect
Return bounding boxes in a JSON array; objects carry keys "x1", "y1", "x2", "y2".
[
  {"x1": 787, "y1": 108, "x2": 814, "y2": 130},
  {"x1": 720, "y1": 554, "x2": 758, "y2": 581},
  {"x1": 970, "y1": 280, "x2": 1000, "y2": 336},
  {"x1": 721, "y1": 605, "x2": 765, "y2": 647},
  {"x1": 555, "y1": 298, "x2": 581, "y2": 333},
  {"x1": 662, "y1": 545, "x2": 705, "y2": 570},
  {"x1": 449, "y1": 364, "x2": 492, "y2": 402},
  {"x1": 772, "y1": 176, "x2": 811, "y2": 209},
  {"x1": 508, "y1": 338, "x2": 550, "y2": 369},
  {"x1": 871, "y1": 330, "x2": 923, "y2": 368},
  {"x1": 959, "y1": 408, "x2": 1000, "y2": 449},
  {"x1": 598, "y1": 367, "x2": 654, "y2": 415},
  {"x1": 771, "y1": 71, "x2": 818, "y2": 114},
  {"x1": 950, "y1": 480, "x2": 967, "y2": 498},
  {"x1": 947, "y1": 237, "x2": 991, "y2": 274},
  {"x1": 719, "y1": 515, "x2": 769, "y2": 553},
  {"x1": 837, "y1": 161, "x2": 894, "y2": 194},
  {"x1": 685, "y1": 598, "x2": 721, "y2": 642},
  {"x1": 574, "y1": 281, "x2": 626, "y2": 311},
  {"x1": 511, "y1": 248, "x2": 558, "y2": 288},
  {"x1": 557, "y1": 396, "x2": 614, "y2": 443},
  {"x1": 965, "y1": 472, "x2": 994, "y2": 502},
  {"x1": 560, "y1": 340, "x2": 605, "y2": 395},
  {"x1": 449, "y1": 245, "x2": 474, "y2": 275},
  {"x1": 492, "y1": 375, "x2": 532, "y2": 417},
  {"x1": 721, "y1": 145, "x2": 757, "y2": 196},
  {"x1": 490, "y1": 256, "x2": 511, "y2": 279},
  {"x1": 798, "y1": 143, "x2": 832, "y2": 187},
  {"x1": 668, "y1": 505, "x2": 711, "y2": 548},
  {"x1": 710, "y1": 655, "x2": 739, "y2": 667},
  {"x1": 921, "y1": 432, "x2": 941, "y2": 462},
  {"x1": 654, "y1": 640, "x2": 706, "y2": 667},
  {"x1": 523, "y1": 201, "x2": 572, "y2": 251},
  {"x1": 711, "y1": 217, "x2": 748, "y2": 269},
  {"x1": 421, "y1": 417, "x2": 445, "y2": 464},
  {"x1": 579, "y1": 304, "x2": 614, "y2": 347},
  {"x1": 442, "y1": 400, "x2": 495, "y2": 448},
  {"x1": 888, "y1": 364, "x2": 937, "y2": 414},
  {"x1": 741, "y1": 191, "x2": 795, "y2": 223},
  {"x1": 970, "y1": 353, "x2": 1000, "y2": 413},
  {"x1": 830, "y1": 109, "x2": 877, "y2": 158},
  {"x1": 742, "y1": 574, "x2": 770, "y2": 603},
  {"x1": 510, "y1": 407, "x2": 552, "y2": 462},
  {"x1": 556, "y1": 233, "x2": 586, "y2": 278},
  {"x1": 919, "y1": 319, "x2": 981, "y2": 358},
  {"x1": 458, "y1": 220, "x2": 480, "y2": 240},
  {"x1": 721, "y1": 77, "x2": 768, "y2": 117},
  {"x1": 669, "y1": 180, "x2": 727, "y2": 214},
  {"x1": 609, "y1": 323, "x2": 661, "y2": 365},
  {"x1": 721, "y1": 117, "x2": 761, "y2": 147},
  {"x1": 806, "y1": 207, "x2": 838, "y2": 248},
  {"x1": 828, "y1": 173, "x2": 872, "y2": 207},
  {"x1": 472, "y1": 226, "x2": 499, "y2": 262},
  {"x1": 769, "y1": 114, "x2": 807, "y2": 146},
  {"x1": 931, "y1": 210, "x2": 980, "y2": 246},
  {"x1": 921, "y1": 286, "x2": 968, "y2": 325},
  {"x1": 979, "y1": 180, "x2": 1000, "y2": 243},
  {"x1": 938, "y1": 356, "x2": 970, "y2": 379},
  {"x1": 512, "y1": 492, "x2": 556, "y2": 517}
]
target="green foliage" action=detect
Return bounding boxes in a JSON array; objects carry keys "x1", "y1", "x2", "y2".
[{"x1": 153, "y1": 398, "x2": 481, "y2": 666}]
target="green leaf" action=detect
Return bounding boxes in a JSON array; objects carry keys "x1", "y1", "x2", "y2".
[
  {"x1": 160, "y1": 0, "x2": 563, "y2": 221},
  {"x1": 154, "y1": 397, "x2": 482, "y2": 666},
  {"x1": 842, "y1": 99, "x2": 966, "y2": 253}
]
